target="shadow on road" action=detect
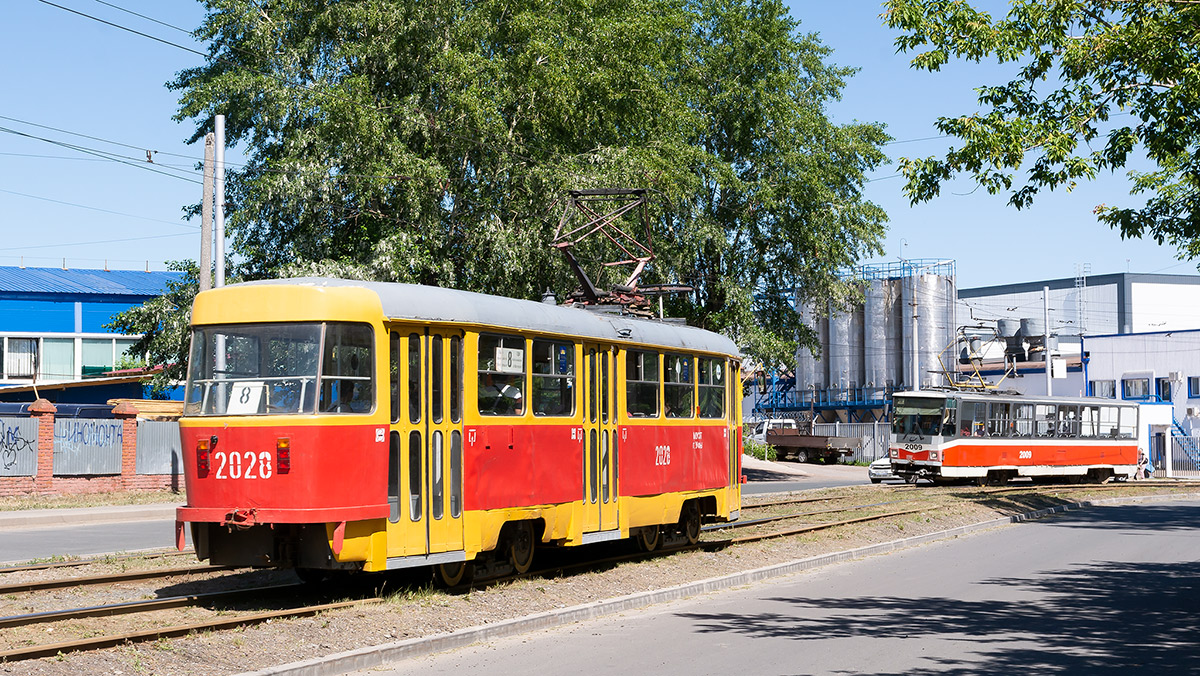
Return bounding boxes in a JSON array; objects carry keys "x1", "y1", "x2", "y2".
[{"x1": 677, "y1": 503, "x2": 1200, "y2": 674}]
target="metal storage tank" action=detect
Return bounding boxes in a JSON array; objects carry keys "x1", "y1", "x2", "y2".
[
  {"x1": 828, "y1": 306, "x2": 851, "y2": 394},
  {"x1": 913, "y1": 271, "x2": 956, "y2": 389},
  {"x1": 864, "y1": 279, "x2": 889, "y2": 388},
  {"x1": 795, "y1": 299, "x2": 817, "y2": 390}
]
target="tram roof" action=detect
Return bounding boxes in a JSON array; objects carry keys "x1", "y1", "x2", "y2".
[{"x1": 235, "y1": 278, "x2": 741, "y2": 357}]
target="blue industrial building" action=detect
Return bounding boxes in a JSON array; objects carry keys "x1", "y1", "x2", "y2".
[{"x1": 0, "y1": 266, "x2": 181, "y2": 400}]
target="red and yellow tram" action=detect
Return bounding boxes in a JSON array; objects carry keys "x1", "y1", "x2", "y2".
[
  {"x1": 175, "y1": 278, "x2": 742, "y2": 583},
  {"x1": 890, "y1": 391, "x2": 1140, "y2": 485}
]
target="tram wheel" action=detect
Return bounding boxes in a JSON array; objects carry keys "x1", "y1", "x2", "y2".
[
  {"x1": 680, "y1": 502, "x2": 702, "y2": 546},
  {"x1": 507, "y1": 522, "x2": 536, "y2": 575},
  {"x1": 435, "y1": 560, "x2": 475, "y2": 588},
  {"x1": 637, "y1": 526, "x2": 662, "y2": 552}
]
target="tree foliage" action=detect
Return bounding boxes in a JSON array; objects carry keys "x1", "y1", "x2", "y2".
[
  {"x1": 105, "y1": 260, "x2": 200, "y2": 397},
  {"x1": 885, "y1": 0, "x2": 1200, "y2": 257},
  {"x1": 172, "y1": 0, "x2": 888, "y2": 366}
]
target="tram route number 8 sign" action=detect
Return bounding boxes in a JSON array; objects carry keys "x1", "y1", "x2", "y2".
[
  {"x1": 495, "y1": 347, "x2": 524, "y2": 374},
  {"x1": 227, "y1": 381, "x2": 265, "y2": 415}
]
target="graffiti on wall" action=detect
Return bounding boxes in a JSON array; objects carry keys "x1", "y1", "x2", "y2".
[{"x1": 1, "y1": 419, "x2": 36, "y2": 472}]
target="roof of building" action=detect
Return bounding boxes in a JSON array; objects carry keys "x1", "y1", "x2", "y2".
[{"x1": 0, "y1": 266, "x2": 181, "y2": 298}]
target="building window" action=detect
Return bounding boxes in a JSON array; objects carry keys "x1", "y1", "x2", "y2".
[
  {"x1": 1122, "y1": 378, "x2": 1150, "y2": 400},
  {"x1": 5, "y1": 338, "x2": 36, "y2": 378},
  {"x1": 1090, "y1": 380, "x2": 1116, "y2": 399},
  {"x1": 1156, "y1": 377, "x2": 1172, "y2": 403},
  {"x1": 1189, "y1": 376, "x2": 1200, "y2": 399}
]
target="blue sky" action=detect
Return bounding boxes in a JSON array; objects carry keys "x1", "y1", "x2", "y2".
[{"x1": 0, "y1": 1, "x2": 1188, "y2": 288}]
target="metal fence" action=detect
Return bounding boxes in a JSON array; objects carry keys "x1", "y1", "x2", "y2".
[
  {"x1": 136, "y1": 420, "x2": 182, "y2": 475},
  {"x1": 811, "y1": 421, "x2": 891, "y2": 463},
  {"x1": 53, "y1": 418, "x2": 124, "y2": 475},
  {"x1": 1171, "y1": 436, "x2": 1200, "y2": 478},
  {"x1": 0, "y1": 416, "x2": 38, "y2": 477}
]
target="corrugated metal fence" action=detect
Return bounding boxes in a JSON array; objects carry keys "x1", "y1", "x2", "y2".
[
  {"x1": 54, "y1": 418, "x2": 124, "y2": 475},
  {"x1": 136, "y1": 421, "x2": 182, "y2": 475},
  {"x1": 811, "y1": 421, "x2": 891, "y2": 463},
  {"x1": 0, "y1": 416, "x2": 39, "y2": 477}
]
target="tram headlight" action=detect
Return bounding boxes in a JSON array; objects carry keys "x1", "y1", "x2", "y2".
[
  {"x1": 928, "y1": 450, "x2": 940, "y2": 462},
  {"x1": 276, "y1": 437, "x2": 291, "y2": 474}
]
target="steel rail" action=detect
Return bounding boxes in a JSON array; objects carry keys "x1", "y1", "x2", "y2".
[
  {"x1": 0, "y1": 598, "x2": 379, "y2": 662},
  {"x1": 0, "y1": 564, "x2": 235, "y2": 594},
  {"x1": 0, "y1": 583, "x2": 303, "y2": 629},
  {"x1": 0, "y1": 549, "x2": 195, "y2": 575}
]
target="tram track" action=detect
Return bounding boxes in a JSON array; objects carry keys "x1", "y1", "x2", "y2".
[
  {"x1": 0, "y1": 548, "x2": 195, "y2": 575},
  {"x1": 0, "y1": 563, "x2": 236, "y2": 594},
  {"x1": 0, "y1": 498, "x2": 927, "y2": 662}
]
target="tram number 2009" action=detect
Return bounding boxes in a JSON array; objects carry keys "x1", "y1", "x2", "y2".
[
  {"x1": 214, "y1": 451, "x2": 274, "y2": 480},
  {"x1": 655, "y1": 445, "x2": 672, "y2": 467}
]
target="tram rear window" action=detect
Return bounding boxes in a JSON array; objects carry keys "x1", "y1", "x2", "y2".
[{"x1": 184, "y1": 322, "x2": 375, "y2": 416}]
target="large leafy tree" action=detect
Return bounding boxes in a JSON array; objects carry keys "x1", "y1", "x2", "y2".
[
  {"x1": 169, "y1": 0, "x2": 888, "y2": 365},
  {"x1": 885, "y1": 0, "x2": 1200, "y2": 257}
]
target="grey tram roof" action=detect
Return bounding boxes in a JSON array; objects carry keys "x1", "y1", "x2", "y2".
[{"x1": 235, "y1": 278, "x2": 741, "y2": 357}]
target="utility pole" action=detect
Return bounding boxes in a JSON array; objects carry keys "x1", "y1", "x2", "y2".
[
  {"x1": 214, "y1": 114, "x2": 226, "y2": 288},
  {"x1": 1043, "y1": 285, "x2": 1051, "y2": 396},
  {"x1": 199, "y1": 133, "x2": 214, "y2": 292}
]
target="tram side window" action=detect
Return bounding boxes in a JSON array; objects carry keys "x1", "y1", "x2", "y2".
[
  {"x1": 664, "y1": 354, "x2": 694, "y2": 418},
  {"x1": 987, "y1": 402, "x2": 1012, "y2": 437},
  {"x1": 1057, "y1": 405, "x2": 1081, "y2": 437},
  {"x1": 532, "y1": 339, "x2": 574, "y2": 416},
  {"x1": 319, "y1": 324, "x2": 374, "y2": 414},
  {"x1": 1014, "y1": 404, "x2": 1034, "y2": 437},
  {"x1": 698, "y1": 357, "x2": 725, "y2": 418},
  {"x1": 1080, "y1": 405, "x2": 1100, "y2": 437},
  {"x1": 626, "y1": 350, "x2": 660, "y2": 417},
  {"x1": 1036, "y1": 404, "x2": 1057, "y2": 437},
  {"x1": 1119, "y1": 406, "x2": 1138, "y2": 438},
  {"x1": 1099, "y1": 406, "x2": 1121, "y2": 437},
  {"x1": 478, "y1": 334, "x2": 525, "y2": 416},
  {"x1": 960, "y1": 402, "x2": 986, "y2": 436}
]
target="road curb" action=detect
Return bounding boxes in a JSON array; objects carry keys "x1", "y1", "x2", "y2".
[
  {"x1": 0, "y1": 504, "x2": 178, "y2": 530},
  {"x1": 237, "y1": 491, "x2": 1200, "y2": 676}
]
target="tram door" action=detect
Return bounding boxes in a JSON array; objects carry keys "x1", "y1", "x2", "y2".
[
  {"x1": 390, "y1": 330, "x2": 465, "y2": 557},
  {"x1": 582, "y1": 344, "x2": 619, "y2": 533}
]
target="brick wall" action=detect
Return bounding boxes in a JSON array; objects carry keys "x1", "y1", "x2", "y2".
[{"x1": 0, "y1": 399, "x2": 181, "y2": 498}]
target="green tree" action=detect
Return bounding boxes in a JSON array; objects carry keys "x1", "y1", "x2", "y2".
[
  {"x1": 172, "y1": 0, "x2": 888, "y2": 366},
  {"x1": 105, "y1": 260, "x2": 200, "y2": 397},
  {"x1": 885, "y1": 0, "x2": 1200, "y2": 257}
]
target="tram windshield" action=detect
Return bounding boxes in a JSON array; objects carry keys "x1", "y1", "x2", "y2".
[
  {"x1": 183, "y1": 322, "x2": 374, "y2": 416},
  {"x1": 892, "y1": 395, "x2": 954, "y2": 438}
]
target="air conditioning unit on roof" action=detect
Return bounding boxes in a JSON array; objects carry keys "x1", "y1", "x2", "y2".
[
  {"x1": 1187, "y1": 407, "x2": 1200, "y2": 418},
  {"x1": 1170, "y1": 371, "x2": 1183, "y2": 383}
]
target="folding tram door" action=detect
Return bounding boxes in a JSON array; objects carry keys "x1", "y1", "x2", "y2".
[
  {"x1": 582, "y1": 344, "x2": 618, "y2": 537},
  {"x1": 388, "y1": 329, "x2": 466, "y2": 571}
]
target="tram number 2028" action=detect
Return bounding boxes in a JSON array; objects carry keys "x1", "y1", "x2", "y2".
[
  {"x1": 655, "y1": 445, "x2": 672, "y2": 467},
  {"x1": 214, "y1": 451, "x2": 274, "y2": 480}
]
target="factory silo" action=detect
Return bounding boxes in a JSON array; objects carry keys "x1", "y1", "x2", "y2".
[
  {"x1": 912, "y1": 270, "x2": 957, "y2": 389},
  {"x1": 828, "y1": 306, "x2": 852, "y2": 394},
  {"x1": 864, "y1": 279, "x2": 889, "y2": 389}
]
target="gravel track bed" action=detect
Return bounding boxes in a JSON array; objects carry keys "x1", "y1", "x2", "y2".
[{"x1": 2, "y1": 482, "x2": 1193, "y2": 676}]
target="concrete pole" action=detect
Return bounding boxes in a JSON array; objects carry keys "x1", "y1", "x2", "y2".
[
  {"x1": 214, "y1": 114, "x2": 226, "y2": 287},
  {"x1": 1044, "y1": 285, "x2": 1051, "y2": 396},
  {"x1": 199, "y1": 133, "x2": 214, "y2": 292}
]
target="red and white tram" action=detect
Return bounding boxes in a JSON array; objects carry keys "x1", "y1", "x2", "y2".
[{"x1": 890, "y1": 391, "x2": 1140, "y2": 485}]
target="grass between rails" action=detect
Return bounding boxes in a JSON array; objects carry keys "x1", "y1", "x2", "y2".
[{"x1": 0, "y1": 490, "x2": 183, "y2": 513}]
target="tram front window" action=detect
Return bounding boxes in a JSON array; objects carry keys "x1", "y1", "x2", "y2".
[
  {"x1": 892, "y1": 396, "x2": 949, "y2": 438},
  {"x1": 184, "y1": 322, "x2": 374, "y2": 416}
]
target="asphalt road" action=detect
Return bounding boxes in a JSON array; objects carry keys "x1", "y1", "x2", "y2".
[{"x1": 361, "y1": 500, "x2": 1200, "y2": 675}]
